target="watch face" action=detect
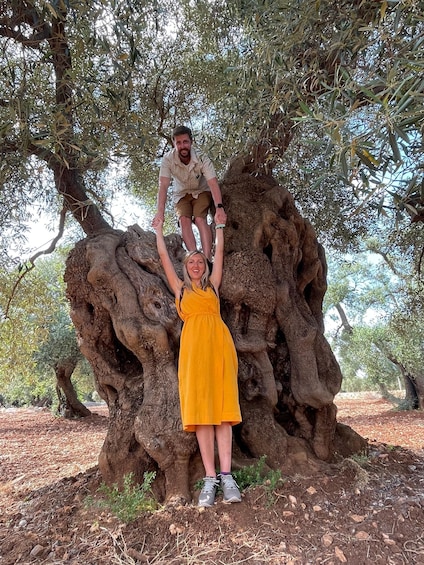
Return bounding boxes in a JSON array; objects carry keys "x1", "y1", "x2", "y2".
[{"x1": 217, "y1": 203, "x2": 224, "y2": 208}]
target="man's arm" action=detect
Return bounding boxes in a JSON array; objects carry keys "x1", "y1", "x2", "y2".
[
  {"x1": 152, "y1": 176, "x2": 171, "y2": 228},
  {"x1": 207, "y1": 177, "x2": 227, "y2": 225}
]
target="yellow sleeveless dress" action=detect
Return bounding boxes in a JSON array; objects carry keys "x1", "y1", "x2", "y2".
[{"x1": 176, "y1": 285, "x2": 241, "y2": 432}]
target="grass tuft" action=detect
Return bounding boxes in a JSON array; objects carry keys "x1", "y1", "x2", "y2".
[{"x1": 86, "y1": 471, "x2": 157, "y2": 523}]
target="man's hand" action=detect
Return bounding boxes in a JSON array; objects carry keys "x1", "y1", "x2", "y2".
[
  {"x1": 152, "y1": 213, "x2": 165, "y2": 229},
  {"x1": 215, "y1": 207, "x2": 227, "y2": 226}
]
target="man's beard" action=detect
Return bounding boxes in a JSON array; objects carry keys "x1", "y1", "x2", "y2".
[{"x1": 178, "y1": 148, "x2": 190, "y2": 162}]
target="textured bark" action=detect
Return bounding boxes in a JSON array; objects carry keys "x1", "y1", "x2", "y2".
[
  {"x1": 380, "y1": 352, "x2": 424, "y2": 410},
  {"x1": 401, "y1": 373, "x2": 424, "y2": 410},
  {"x1": 55, "y1": 359, "x2": 91, "y2": 418},
  {"x1": 65, "y1": 167, "x2": 366, "y2": 502}
]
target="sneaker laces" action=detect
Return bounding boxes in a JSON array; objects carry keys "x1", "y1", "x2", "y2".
[
  {"x1": 220, "y1": 474, "x2": 238, "y2": 488},
  {"x1": 201, "y1": 476, "x2": 219, "y2": 493}
]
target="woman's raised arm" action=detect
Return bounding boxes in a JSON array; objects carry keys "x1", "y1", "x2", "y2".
[
  {"x1": 154, "y1": 219, "x2": 183, "y2": 298},
  {"x1": 209, "y1": 218, "x2": 225, "y2": 290}
]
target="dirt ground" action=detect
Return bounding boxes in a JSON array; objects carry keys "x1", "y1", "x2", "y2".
[{"x1": 1, "y1": 393, "x2": 424, "y2": 565}]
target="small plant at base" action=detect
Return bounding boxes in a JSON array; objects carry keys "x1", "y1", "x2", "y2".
[
  {"x1": 233, "y1": 455, "x2": 281, "y2": 490},
  {"x1": 90, "y1": 471, "x2": 157, "y2": 523},
  {"x1": 350, "y1": 451, "x2": 371, "y2": 467},
  {"x1": 232, "y1": 455, "x2": 268, "y2": 490},
  {"x1": 262, "y1": 468, "x2": 284, "y2": 506},
  {"x1": 233, "y1": 456, "x2": 284, "y2": 496}
]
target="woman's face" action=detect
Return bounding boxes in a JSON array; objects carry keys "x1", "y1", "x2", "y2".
[{"x1": 186, "y1": 254, "x2": 206, "y2": 282}]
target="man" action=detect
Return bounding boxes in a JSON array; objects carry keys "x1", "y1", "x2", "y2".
[{"x1": 152, "y1": 126, "x2": 227, "y2": 260}]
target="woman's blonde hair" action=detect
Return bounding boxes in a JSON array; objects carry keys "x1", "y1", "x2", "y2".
[{"x1": 182, "y1": 250, "x2": 211, "y2": 290}]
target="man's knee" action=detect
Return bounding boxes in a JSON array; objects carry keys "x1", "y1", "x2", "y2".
[
  {"x1": 180, "y1": 215, "x2": 193, "y2": 228},
  {"x1": 194, "y1": 216, "x2": 208, "y2": 228}
]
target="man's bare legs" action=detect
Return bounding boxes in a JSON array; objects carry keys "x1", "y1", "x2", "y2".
[
  {"x1": 179, "y1": 215, "x2": 212, "y2": 259},
  {"x1": 194, "y1": 216, "x2": 212, "y2": 260},
  {"x1": 179, "y1": 215, "x2": 197, "y2": 252}
]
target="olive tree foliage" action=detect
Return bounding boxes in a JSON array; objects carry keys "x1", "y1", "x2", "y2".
[
  {"x1": 0, "y1": 263, "x2": 51, "y2": 405},
  {"x1": 0, "y1": 1, "x2": 175, "y2": 252},
  {"x1": 123, "y1": 0, "x2": 423, "y2": 248},
  {"x1": 115, "y1": 0, "x2": 424, "y2": 250},
  {"x1": 1, "y1": 1, "x2": 423, "y2": 249},
  {"x1": 0, "y1": 252, "x2": 93, "y2": 408},
  {"x1": 324, "y1": 229, "x2": 424, "y2": 408},
  {"x1": 204, "y1": 0, "x2": 424, "y2": 225}
]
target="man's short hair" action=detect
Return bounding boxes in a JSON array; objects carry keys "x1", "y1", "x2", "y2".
[{"x1": 172, "y1": 126, "x2": 193, "y2": 141}]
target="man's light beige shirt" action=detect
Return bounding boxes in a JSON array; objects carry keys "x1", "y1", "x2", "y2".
[{"x1": 159, "y1": 148, "x2": 216, "y2": 204}]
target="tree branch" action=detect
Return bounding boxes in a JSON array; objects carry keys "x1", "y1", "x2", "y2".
[
  {"x1": 335, "y1": 303, "x2": 354, "y2": 335},
  {"x1": 4, "y1": 204, "x2": 67, "y2": 319},
  {"x1": 0, "y1": 0, "x2": 52, "y2": 48}
]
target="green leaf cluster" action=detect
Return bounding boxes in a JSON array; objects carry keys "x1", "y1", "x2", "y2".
[
  {"x1": 0, "y1": 250, "x2": 93, "y2": 406},
  {"x1": 1, "y1": 0, "x2": 423, "y2": 252},
  {"x1": 232, "y1": 455, "x2": 284, "y2": 506},
  {"x1": 91, "y1": 471, "x2": 157, "y2": 523},
  {"x1": 325, "y1": 232, "x2": 424, "y2": 392}
]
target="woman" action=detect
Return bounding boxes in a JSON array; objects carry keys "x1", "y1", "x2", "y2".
[{"x1": 154, "y1": 216, "x2": 242, "y2": 507}]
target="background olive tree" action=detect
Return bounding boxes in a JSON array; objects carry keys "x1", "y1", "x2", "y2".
[
  {"x1": 0, "y1": 252, "x2": 93, "y2": 408},
  {"x1": 324, "y1": 228, "x2": 424, "y2": 408}
]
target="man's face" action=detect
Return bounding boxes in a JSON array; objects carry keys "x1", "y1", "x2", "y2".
[{"x1": 173, "y1": 134, "x2": 192, "y2": 161}]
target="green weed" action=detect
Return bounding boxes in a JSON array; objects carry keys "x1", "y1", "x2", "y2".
[
  {"x1": 233, "y1": 456, "x2": 284, "y2": 506},
  {"x1": 232, "y1": 455, "x2": 269, "y2": 490},
  {"x1": 349, "y1": 452, "x2": 371, "y2": 467},
  {"x1": 386, "y1": 444, "x2": 398, "y2": 452},
  {"x1": 86, "y1": 471, "x2": 157, "y2": 523}
]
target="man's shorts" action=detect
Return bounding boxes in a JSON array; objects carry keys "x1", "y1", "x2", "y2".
[{"x1": 175, "y1": 191, "x2": 212, "y2": 220}]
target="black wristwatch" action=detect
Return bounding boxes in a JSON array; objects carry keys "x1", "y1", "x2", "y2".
[{"x1": 217, "y1": 203, "x2": 224, "y2": 208}]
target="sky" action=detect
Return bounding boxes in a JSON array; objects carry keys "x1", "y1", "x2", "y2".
[{"x1": 22, "y1": 193, "x2": 149, "y2": 261}]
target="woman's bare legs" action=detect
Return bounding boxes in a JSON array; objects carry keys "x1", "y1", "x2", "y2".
[
  {"x1": 197, "y1": 423, "x2": 239, "y2": 506},
  {"x1": 196, "y1": 425, "x2": 216, "y2": 476},
  {"x1": 215, "y1": 422, "x2": 233, "y2": 473},
  {"x1": 196, "y1": 423, "x2": 233, "y2": 475}
]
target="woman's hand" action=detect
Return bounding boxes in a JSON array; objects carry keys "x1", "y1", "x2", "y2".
[{"x1": 152, "y1": 215, "x2": 164, "y2": 233}]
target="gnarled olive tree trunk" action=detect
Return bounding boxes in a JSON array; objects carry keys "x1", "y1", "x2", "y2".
[
  {"x1": 55, "y1": 358, "x2": 91, "y2": 418},
  {"x1": 65, "y1": 167, "x2": 366, "y2": 502}
]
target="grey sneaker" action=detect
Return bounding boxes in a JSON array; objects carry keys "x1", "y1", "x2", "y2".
[
  {"x1": 219, "y1": 474, "x2": 241, "y2": 503},
  {"x1": 198, "y1": 476, "x2": 219, "y2": 507}
]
